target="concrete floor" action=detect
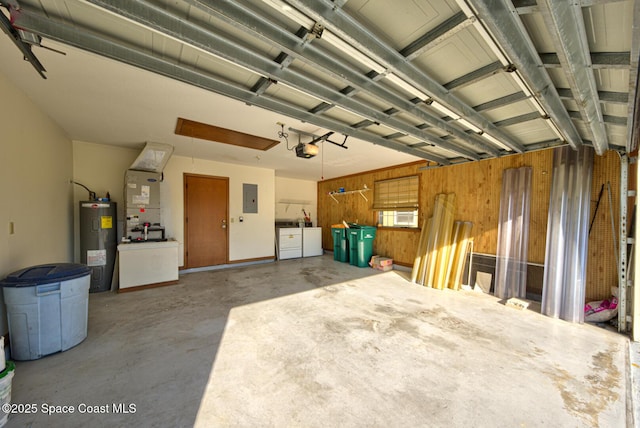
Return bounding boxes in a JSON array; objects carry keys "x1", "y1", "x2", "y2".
[{"x1": 5, "y1": 255, "x2": 631, "y2": 427}]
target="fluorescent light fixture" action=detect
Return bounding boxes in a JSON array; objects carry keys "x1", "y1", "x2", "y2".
[
  {"x1": 278, "y1": 81, "x2": 328, "y2": 103},
  {"x1": 512, "y1": 72, "x2": 548, "y2": 115},
  {"x1": 512, "y1": 72, "x2": 532, "y2": 97},
  {"x1": 261, "y1": 0, "x2": 315, "y2": 28},
  {"x1": 457, "y1": 118, "x2": 482, "y2": 133},
  {"x1": 430, "y1": 101, "x2": 460, "y2": 120},
  {"x1": 385, "y1": 73, "x2": 430, "y2": 100},
  {"x1": 481, "y1": 133, "x2": 512, "y2": 151},
  {"x1": 546, "y1": 118, "x2": 565, "y2": 141},
  {"x1": 261, "y1": 1, "x2": 386, "y2": 74},
  {"x1": 472, "y1": 21, "x2": 510, "y2": 66},
  {"x1": 322, "y1": 30, "x2": 386, "y2": 73},
  {"x1": 453, "y1": 0, "x2": 510, "y2": 66},
  {"x1": 454, "y1": 0, "x2": 475, "y2": 17}
]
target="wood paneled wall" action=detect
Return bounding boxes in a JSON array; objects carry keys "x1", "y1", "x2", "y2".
[{"x1": 317, "y1": 149, "x2": 622, "y2": 301}]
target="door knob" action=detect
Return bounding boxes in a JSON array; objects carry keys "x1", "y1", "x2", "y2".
[{"x1": 221, "y1": 219, "x2": 227, "y2": 229}]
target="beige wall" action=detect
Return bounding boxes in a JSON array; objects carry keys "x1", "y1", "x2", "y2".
[
  {"x1": 72, "y1": 141, "x2": 139, "y2": 260},
  {"x1": 162, "y1": 156, "x2": 276, "y2": 265},
  {"x1": 0, "y1": 72, "x2": 74, "y2": 333},
  {"x1": 275, "y1": 177, "x2": 318, "y2": 226},
  {"x1": 71, "y1": 145, "x2": 279, "y2": 266}
]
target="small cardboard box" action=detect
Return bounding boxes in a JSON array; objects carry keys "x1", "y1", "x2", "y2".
[{"x1": 370, "y1": 256, "x2": 393, "y2": 271}]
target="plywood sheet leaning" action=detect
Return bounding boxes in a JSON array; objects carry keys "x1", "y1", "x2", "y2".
[{"x1": 447, "y1": 221, "x2": 473, "y2": 290}]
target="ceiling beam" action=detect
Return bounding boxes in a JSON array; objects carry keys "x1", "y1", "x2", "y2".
[
  {"x1": 250, "y1": 26, "x2": 308, "y2": 95},
  {"x1": 467, "y1": 0, "x2": 584, "y2": 151},
  {"x1": 444, "y1": 61, "x2": 504, "y2": 91},
  {"x1": 184, "y1": 0, "x2": 496, "y2": 158},
  {"x1": 285, "y1": 0, "x2": 524, "y2": 153},
  {"x1": 474, "y1": 92, "x2": 529, "y2": 112},
  {"x1": 399, "y1": 12, "x2": 473, "y2": 61},
  {"x1": 568, "y1": 110, "x2": 627, "y2": 126},
  {"x1": 85, "y1": 0, "x2": 480, "y2": 161},
  {"x1": 535, "y1": 0, "x2": 608, "y2": 155},
  {"x1": 514, "y1": 0, "x2": 627, "y2": 14},
  {"x1": 557, "y1": 88, "x2": 629, "y2": 105},
  {"x1": 9, "y1": 5, "x2": 452, "y2": 166},
  {"x1": 540, "y1": 52, "x2": 630, "y2": 70},
  {"x1": 494, "y1": 112, "x2": 542, "y2": 128}
]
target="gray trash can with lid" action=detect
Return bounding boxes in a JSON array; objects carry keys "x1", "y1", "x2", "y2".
[{"x1": 0, "y1": 263, "x2": 91, "y2": 360}]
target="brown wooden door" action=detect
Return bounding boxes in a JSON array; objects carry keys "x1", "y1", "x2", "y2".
[{"x1": 184, "y1": 174, "x2": 228, "y2": 268}]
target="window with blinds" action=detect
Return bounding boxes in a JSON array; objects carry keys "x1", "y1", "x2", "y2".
[
  {"x1": 373, "y1": 175, "x2": 419, "y2": 209},
  {"x1": 373, "y1": 175, "x2": 419, "y2": 228}
]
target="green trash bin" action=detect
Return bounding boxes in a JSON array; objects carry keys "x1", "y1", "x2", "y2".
[
  {"x1": 332, "y1": 227, "x2": 349, "y2": 263},
  {"x1": 348, "y1": 225, "x2": 377, "y2": 267}
]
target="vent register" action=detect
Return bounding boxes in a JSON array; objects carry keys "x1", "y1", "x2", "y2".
[{"x1": 124, "y1": 142, "x2": 173, "y2": 243}]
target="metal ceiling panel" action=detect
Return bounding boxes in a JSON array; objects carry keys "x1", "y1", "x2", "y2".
[
  {"x1": 67, "y1": 2, "x2": 153, "y2": 49},
  {"x1": 263, "y1": 83, "x2": 324, "y2": 111},
  {"x1": 394, "y1": 135, "x2": 422, "y2": 146},
  {"x1": 607, "y1": 123, "x2": 630, "y2": 148},
  {"x1": 393, "y1": 111, "x2": 433, "y2": 128},
  {"x1": 500, "y1": 119, "x2": 558, "y2": 143},
  {"x1": 289, "y1": 0, "x2": 525, "y2": 153},
  {"x1": 546, "y1": 68, "x2": 571, "y2": 89},
  {"x1": 582, "y1": 2, "x2": 634, "y2": 52},
  {"x1": 412, "y1": 28, "x2": 498, "y2": 85},
  {"x1": 596, "y1": 69, "x2": 632, "y2": 92},
  {"x1": 288, "y1": 59, "x2": 347, "y2": 93},
  {"x1": 536, "y1": 0, "x2": 609, "y2": 154},
  {"x1": 150, "y1": 33, "x2": 183, "y2": 61},
  {"x1": 191, "y1": 52, "x2": 260, "y2": 87},
  {"x1": 351, "y1": 91, "x2": 393, "y2": 113},
  {"x1": 315, "y1": 39, "x2": 379, "y2": 75},
  {"x1": 319, "y1": 105, "x2": 368, "y2": 126},
  {"x1": 344, "y1": 0, "x2": 452, "y2": 51},
  {"x1": 482, "y1": 100, "x2": 542, "y2": 123},
  {"x1": 453, "y1": 73, "x2": 522, "y2": 108},
  {"x1": 519, "y1": 11, "x2": 556, "y2": 52},
  {"x1": 603, "y1": 103, "x2": 630, "y2": 118},
  {"x1": 0, "y1": 0, "x2": 637, "y2": 173},
  {"x1": 467, "y1": 0, "x2": 585, "y2": 151}
]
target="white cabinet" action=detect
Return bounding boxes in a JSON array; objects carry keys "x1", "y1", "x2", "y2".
[
  {"x1": 277, "y1": 228, "x2": 302, "y2": 260},
  {"x1": 303, "y1": 227, "x2": 323, "y2": 257},
  {"x1": 117, "y1": 241, "x2": 179, "y2": 290}
]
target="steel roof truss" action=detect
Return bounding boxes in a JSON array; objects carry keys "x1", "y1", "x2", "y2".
[
  {"x1": 85, "y1": 0, "x2": 479, "y2": 160},
  {"x1": 536, "y1": 0, "x2": 609, "y2": 154},
  {"x1": 466, "y1": 0, "x2": 584, "y2": 151},
  {"x1": 284, "y1": 0, "x2": 524, "y2": 153},
  {"x1": 10, "y1": 4, "x2": 452, "y2": 166}
]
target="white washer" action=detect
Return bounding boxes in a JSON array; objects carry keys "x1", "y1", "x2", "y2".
[{"x1": 277, "y1": 228, "x2": 302, "y2": 259}]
